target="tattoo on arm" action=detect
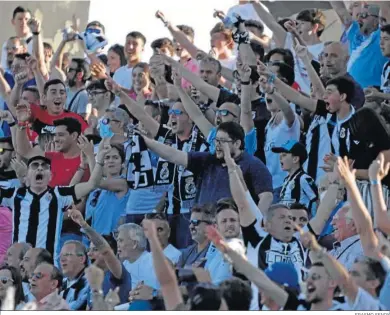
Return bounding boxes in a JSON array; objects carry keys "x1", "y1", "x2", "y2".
[{"x1": 82, "y1": 224, "x2": 109, "y2": 250}]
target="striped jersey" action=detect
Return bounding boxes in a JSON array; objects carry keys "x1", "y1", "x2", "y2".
[
  {"x1": 381, "y1": 60, "x2": 390, "y2": 93},
  {"x1": 280, "y1": 168, "x2": 318, "y2": 215},
  {"x1": 0, "y1": 186, "x2": 78, "y2": 259}
]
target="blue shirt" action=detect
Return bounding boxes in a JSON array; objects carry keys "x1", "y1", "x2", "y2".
[
  {"x1": 347, "y1": 22, "x2": 387, "y2": 88},
  {"x1": 187, "y1": 151, "x2": 272, "y2": 205},
  {"x1": 207, "y1": 127, "x2": 257, "y2": 155},
  {"x1": 85, "y1": 181, "x2": 130, "y2": 235}
]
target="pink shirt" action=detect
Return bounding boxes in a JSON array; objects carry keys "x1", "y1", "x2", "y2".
[
  {"x1": 182, "y1": 58, "x2": 199, "y2": 90},
  {"x1": 0, "y1": 206, "x2": 12, "y2": 264}
]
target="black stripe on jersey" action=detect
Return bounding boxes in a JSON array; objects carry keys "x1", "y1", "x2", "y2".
[
  {"x1": 291, "y1": 175, "x2": 301, "y2": 202},
  {"x1": 26, "y1": 191, "x2": 43, "y2": 247},
  {"x1": 307, "y1": 123, "x2": 320, "y2": 180},
  {"x1": 57, "y1": 186, "x2": 79, "y2": 205},
  {"x1": 46, "y1": 189, "x2": 59, "y2": 255},
  {"x1": 13, "y1": 188, "x2": 27, "y2": 243}
]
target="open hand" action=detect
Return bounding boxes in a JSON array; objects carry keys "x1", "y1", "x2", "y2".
[
  {"x1": 369, "y1": 152, "x2": 390, "y2": 181},
  {"x1": 336, "y1": 156, "x2": 356, "y2": 185},
  {"x1": 26, "y1": 56, "x2": 38, "y2": 72},
  {"x1": 27, "y1": 18, "x2": 41, "y2": 33}
]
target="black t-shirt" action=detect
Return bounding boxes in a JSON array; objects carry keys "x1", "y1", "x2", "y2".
[
  {"x1": 216, "y1": 86, "x2": 240, "y2": 108},
  {"x1": 251, "y1": 96, "x2": 271, "y2": 164}
]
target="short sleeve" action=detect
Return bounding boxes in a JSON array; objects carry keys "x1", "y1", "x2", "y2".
[
  {"x1": 241, "y1": 220, "x2": 264, "y2": 248},
  {"x1": 216, "y1": 88, "x2": 240, "y2": 107},
  {"x1": 300, "y1": 175, "x2": 318, "y2": 202},
  {"x1": 186, "y1": 152, "x2": 211, "y2": 176},
  {"x1": 244, "y1": 128, "x2": 257, "y2": 155},
  {"x1": 56, "y1": 186, "x2": 80, "y2": 209}
]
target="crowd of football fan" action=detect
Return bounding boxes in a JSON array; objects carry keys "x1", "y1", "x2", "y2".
[{"x1": 1, "y1": 0, "x2": 390, "y2": 311}]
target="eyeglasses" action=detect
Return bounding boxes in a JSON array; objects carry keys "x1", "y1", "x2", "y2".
[
  {"x1": 60, "y1": 252, "x2": 84, "y2": 259},
  {"x1": 168, "y1": 109, "x2": 184, "y2": 116},
  {"x1": 215, "y1": 109, "x2": 237, "y2": 118},
  {"x1": 0, "y1": 148, "x2": 14, "y2": 154},
  {"x1": 31, "y1": 272, "x2": 46, "y2": 280},
  {"x1": 0, "y1": 277, "x2": 14, "y2": 284},
  {"x1": 88, "y1": 90, "x2": 106, "y2": 97},
  {"x1": 190, "y1": 219, "x2": 212, "y2": 226},
  {"x1": 213, "y1": 138, "x2": 234, "y2": 145},
  {"x1": 359, "y1": 12, "x2": 378, "y2": 19},
  {"x1": 90, "y1": 190, "x2": 102, "y2": 207},
  {"x1": 101, "y1": 118, "x2": 121, "y2": 125},
  {"x1": 86, "y1": 28, "x2": 102, "y2": 35},
  {"x1": 29, "y1": 162, "x2": 50, "y2": 170}
]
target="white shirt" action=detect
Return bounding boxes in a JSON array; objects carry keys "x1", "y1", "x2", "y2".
[
  {"x1": 265, "y1": 113, "x2": 301, "y2": 189},
  {"x1": 226, "y1": 3, "x2": 273, "y2": 38},
  {"x1": 347, "y1": 287, "x2": 385, "y2": 311},
  {"x1": 329, "y1": 234, "x2": 364, "y2": 271},
  {"x1": 163, "y1": 243, "x2": 182, "y2": 265},
  {"x1": 220, "y1": 56, "x2": 236, "y2": 71},
  {"x1": 123, "y1": 251, "x2": 159, "y2": 289},
  {"x1": 284, "y1": 33, "x2": 324, "y2": 94}
]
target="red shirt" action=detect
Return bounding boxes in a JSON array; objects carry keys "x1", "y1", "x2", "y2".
[
  {"x1": 30, "y1": 104, "x2": 89, "y2": 137},
  {"x1": 45, "y1": 152, "x2": 90, "y2": 187},
  {"x1": 292, "y1": 82, "x2": 301, "y2": 92}
]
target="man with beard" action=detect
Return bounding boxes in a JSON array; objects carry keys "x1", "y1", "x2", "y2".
[
  {"x1": 215, "y1": 198, "x2": 241, "y2": 239},
  {"x1": 330, "y1": 2, "x2": 389, "y2": 88},
  {"x1": 19, "y1": 247, "x2": 52, "y2": 301},
  {"x1": 65, "y1": 58, "x2": 90, "y2": 118}
]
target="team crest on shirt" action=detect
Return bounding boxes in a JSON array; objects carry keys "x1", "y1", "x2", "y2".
[
  {"x1": 185, "y1": 177, "x2": 196, "y2": 195},
  {"x1": 46, "y1": 194, "x2": 52, "y2": 202},
  {"x1": 340, "y1": 128, "x2": 346, "y2": 139},
  {"x1": 160, "y1": 162, "x2": 170, "y2": 180}
]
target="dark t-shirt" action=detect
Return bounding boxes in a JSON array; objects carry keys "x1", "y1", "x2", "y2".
[
  {"x1": 186, "y1": 151, "x2": 272, "y2": 205},
  {"x1": 251, "y1": 96, "x2": 271, "y2": 164},
  {"x1": 216, "y1": 86, "x2": 240, "y2": 108}
]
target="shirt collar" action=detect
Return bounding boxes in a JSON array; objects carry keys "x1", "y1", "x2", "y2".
[{"x1": 334, "y1": 234, "x2": 360, "y2": 250}]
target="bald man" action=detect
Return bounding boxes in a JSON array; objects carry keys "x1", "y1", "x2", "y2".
[
  {"x1": 4, "y1": 242, "x2": 31, "y2": 270},
  {"x1": 321, "y1": 41, "x2": 365, "y2": 108}
]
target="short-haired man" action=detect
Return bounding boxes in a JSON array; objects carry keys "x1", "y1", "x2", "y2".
[
  {"x1": 1, "y1": 6, "x2": 32, "y2": 69},
  {"x1": 113, "y1": 31, "x2": 146, "y2": 89},
  {"x1": 216, "y1": 198, "x2": 241, "y2": 239},
  {"x1": 20, "y1": 247, "x2": 53, "y2": 301},
  {"x1": 177, "y1": 204, "x2": 232, "y2": 285},
  {"x1": 0, "y1": 136, "x2": 19, "y2": 188},
  {"x1": 65, "y1": 58, "x2": 91, "y2": 118},
  {"x1": 210, "y1": 22, "x2": 236, "y2": 70},
  {"x1": 3, "y1": 36, "x2": 26, "y2": 71},
  {"x1": 151, "y1": 38, "x2": 174, "y2": 56},
  {"x1": 59, "y1": 240, "x2": 89, "y2": 310},
  {"x1": 30, "y1": 263, "x2": 69, "y2": 310},
  {"x1": 4, "y1": 242, "x2": 31, "y2": 270},
  {"x1": 289, "y1": 203, "x2": 309, "y2": 229}
]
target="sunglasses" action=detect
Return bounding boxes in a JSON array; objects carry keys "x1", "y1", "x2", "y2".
[
  {"x1": 90, "y1": 190, "x2": 102, "y2": 207},
  {"x1": 215, "y1": 109, "x2": 237, "y2": 118},
  {"x1": 168, "y1": 109, "x2": 184, "y2": 116},
  {"x1": 29, "y1": 162, "x2": 50, "y2": 170},
  {"x1": 88, "y1": 90, "x2": 106, "y2": 97},
  {"x1": 190, "y1": 219, "x2": 212, "y2": 226},
  {"x1": 86, "y1": 28, "x2": 102, "y2": 34},
  {"x1": 213, "y1": 138, "x2": 234, "y2": 145},
  {"x1": 101, "y1": 118, "x2": 121, "y2": 125},
  {"x1": 0, "y1": 148, "x2": 14, "y2": 154},
  {"x1": 0, "y1": 277, "x2": 14, "y2": 284}
]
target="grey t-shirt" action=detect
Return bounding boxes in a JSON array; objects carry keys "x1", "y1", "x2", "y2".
[{"x1": 65, "y1": 87, "x2": 90, "y2": 115}]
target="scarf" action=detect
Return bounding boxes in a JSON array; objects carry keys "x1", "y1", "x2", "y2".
[
  {"x1": 154, "y1": 126, "x2": 208, "y2": 209},
  {"x1": 125, "y1": 135, "x2": 154, "y2": 189}
]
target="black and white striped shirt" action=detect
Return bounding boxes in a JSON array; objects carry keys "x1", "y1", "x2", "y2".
[
  {"x1": 280, "y1": 168, "x2": 318, "y2": 215},
  {"x1": 0, "y1": 186, "x2": 78, "y2": 259},
  {"x1": 381, "y1": 60, "x2": 390, "y2": 93},
  {"x1": 242, "y1": 220, "x2": 307, "y2": 310}
]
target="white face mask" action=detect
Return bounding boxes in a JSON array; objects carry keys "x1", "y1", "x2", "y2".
[{"x1": 320, "y1": 191, "x2": 327, "y2": 201}]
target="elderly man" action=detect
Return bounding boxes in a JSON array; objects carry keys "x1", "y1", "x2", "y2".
[
  {"x1": 59, "y1": 240, "x2": 89, "y2": 310},
  {"x1": 20, "y1": 247, "x2": 53, "y2": 302},
  {"x1": 30, "y1": 262, "x2": 69, "y2": 310}
]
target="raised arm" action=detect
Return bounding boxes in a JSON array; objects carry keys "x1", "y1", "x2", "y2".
[
  {"x1": 28, "y1": 18, "x2": 49, "y2": 79},
  {"x1": 0, "y1": 69, "x2": 11, "y2": 103},
  {"x1": 162, "y1": 55, "x2": 221, "y2": 102},
  {"x1": 369, "y1": 153, "x2": 390, "y2": 235},
  {"x1": 238, "y1": 64, "x2": 255, "y2": 133},
  {"x1": 143, "y1": 219, "x2": 183, "y2": 310},
  {"x1": 74, "y1": 143, "x2": 108, "y2": 200},
  {"x1": 251, "y1": 2, "x2": 287, "y2": 47},
  {"x1": 142, "y1": 135, "x2": 188, "y2": 168},
  {"x1": 337, "y1": 156, "x2": 378, "y2": 257},
  {"x1": 172, "y1": 70, "x2": 214, "y2": 138},
  {"x1": 26, "y1": 56, "x2": 46, "y2": 98},
  {"x1": 330, "y1": 1, "x2": 353, "y2": 29},
  {"x1": 69, "y1": 208, "x2": 123, "y2": 279},
  {"x1": 106, "y1": 78, "x2": 160, "y2": 138},
  {"x1": 258, "y1": 61, "x2": 318, "y2": 112}
]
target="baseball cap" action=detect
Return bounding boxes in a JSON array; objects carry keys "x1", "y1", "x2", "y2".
[
  {"x1": 27, "y1": 155, "x2": 51, "y2": 167},
  {"x1": 265, "y1": 262, "x2": 300, "y2": 290},
  {"x1": 271, "y1": 140, "x2": 308, "y2": 164},
  {"x1": 189, "y1": 283, "x2": 223, "y2": 310}
]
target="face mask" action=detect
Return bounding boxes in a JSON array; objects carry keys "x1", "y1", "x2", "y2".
[
  {"x1": 320, "y1": 191, "x2": 327, "y2": 201},
  {"x1": 99, "y1": 119, "x2": 114, "y2": 138}
]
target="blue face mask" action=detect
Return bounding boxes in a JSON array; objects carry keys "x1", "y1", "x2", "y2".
[{"x1": 99, "y1": 118, "x2": 114, "y2": 138}]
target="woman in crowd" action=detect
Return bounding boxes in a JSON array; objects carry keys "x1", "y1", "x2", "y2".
[
  {"x1": 128, "y1": 62, "x2": 152, "y2": 101},
  {"x1": 107, "y1": 44, "x2": 126, "y2": 77},
  {"x1": 0, "y1": 265, "x2": 25, "y2": 310}
]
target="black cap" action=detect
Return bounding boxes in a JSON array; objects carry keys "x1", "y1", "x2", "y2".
[
  {"x1": 27, "y1": 155, "x2": 51, "y2": 167},
  {"x1": 189, "y1": 283, "x2": 222, "y2": 310},
  {"x1": 271, "y1": 140, "x2": 307, "y2": 164}
]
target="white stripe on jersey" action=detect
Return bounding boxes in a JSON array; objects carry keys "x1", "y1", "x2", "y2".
[{"x1": 381, "y1": 60, "x2": 390, "y2": 93}]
